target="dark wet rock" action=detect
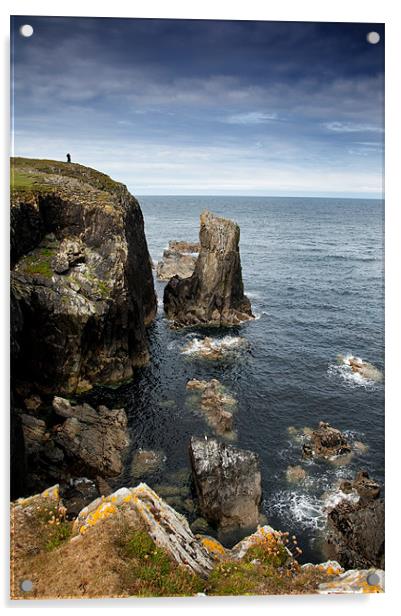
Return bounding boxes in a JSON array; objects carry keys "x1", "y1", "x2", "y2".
[
  {"x1": 23, "y1": 394, "x2": 42, "y2": 412},
  {"x1": 186, "y1": 379, "x2": 235, "y2": 435},
  {"x1": 61, "y1": 477, "x2": 99, "y2": 519},
  {"x1": 10, "y1": 397, "x2": 27, "y2": 499},
  {"x1": 164, "y1": 210, "x2": 253, "y2": 327},
  {"x1": 10, "y1": 157, "x2": 156, "y2": 395},
  {"x1": 156, "y1": 240, "x2": 199, "y2": 281},
  {"x1": 95, "y1": 475, "x2": 113, "y2": 497},
  {"x1": 339, "y1": 480, "x2": 353, "y2": 494},
  {"x1": 326, "y1": 471, "x2": 384, "y2": 570},
  {"x1": 189, "y1": 436, "x2": 261, "y2": 534},
  {"x1": 42, "y1": 440, "x2": 65, "y2": 464},
  {"x1": 21, "y1": 414, "x2": 48, "y2": 454},
  {"x1": 340, "y1": 470, "x2": 381, "y2": 503},
  {"x1": 303, "y1": 422, "x2": 351, "y2": 459},
  {"x1": 53, "y1": 398, "x2": 129, "y2": 477}
]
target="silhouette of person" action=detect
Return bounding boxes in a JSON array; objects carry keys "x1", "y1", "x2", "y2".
[{"x1": 66, "y1": 153, "x2": 71, "y2": 163}]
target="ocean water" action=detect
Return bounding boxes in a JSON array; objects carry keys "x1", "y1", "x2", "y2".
[{"x1": 87, "y1": 196, "x2": 384, "y2": 563}]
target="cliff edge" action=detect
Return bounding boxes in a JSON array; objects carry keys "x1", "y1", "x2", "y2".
[{"x1": 10, "y1": 157, "x2": 157, "y2": 395}]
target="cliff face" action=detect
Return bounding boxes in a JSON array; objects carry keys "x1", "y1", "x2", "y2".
[
  {"x1": 10, "y1": 158, "x2": 157, "y2": 395},
  {"x1": 163, "y1": 210, "x2": 253, "y2": 326}
]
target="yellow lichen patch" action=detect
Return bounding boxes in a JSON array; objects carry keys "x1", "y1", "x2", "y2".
[
  {"x1": 200, "y1": 537, "x2": 226, "y2": 558},
  {"x1": 17, "y1": 484, "x2": 60, "y2": 508},
  {"x1": 78, "y1": 502, "x2": 118, "y2": 534},
  {"x1": 325, "y1": 565, "x2": 342, "y2": 576}
]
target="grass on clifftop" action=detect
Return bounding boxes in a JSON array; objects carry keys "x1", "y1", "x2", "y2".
[{"x1": 11, "y1": 157, "x2": 124, "y2": 197}]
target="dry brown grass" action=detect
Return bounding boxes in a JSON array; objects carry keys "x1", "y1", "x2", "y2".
[{"x1": 11, "y1": 509, "x2": 142, "y2": 599}]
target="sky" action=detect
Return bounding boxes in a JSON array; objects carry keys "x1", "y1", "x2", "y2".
[{"x1": 11, "y1": 17, "x2": 384, "y2": 197}]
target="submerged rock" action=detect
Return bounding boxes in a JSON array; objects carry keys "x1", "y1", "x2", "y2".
[
  {"x1": 187, "y1": 379, "x2": 236, "y2": 435},
  {"x1": 302, "y1": 421, "x2": 351, "y2": 459},
  {"x1": 182, "y1": 335, "x2": 248, "y2": 361},
  {"x1": 130, "y1": 448, "x2": 166, "y2": 479},
  {"x1": 10, "y1": 157, "x2": 156, "y2": 395},
  {"x1": 156, "y1": 240, "x2": 199, "y2": 281},
  {"x1": 326, "y1": 471, "x2": 384, "y2": 570},
  {"x1": 164, "y1": 210, "x2": 253, "y2": 327},
  {"x1": 337, "y1": 354, "x2": 383, "y2": 383},
  {"x1": 189, "y1": 437, "x2": 261, "y2": 535},
  {"x1": 53, "y1": 397, "x2": 129, "y2": 478},
  {"x1": 286, "y1": 465, "x2": 307, "y2": 483}
]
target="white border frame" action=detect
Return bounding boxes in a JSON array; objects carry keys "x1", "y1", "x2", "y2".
[{"x1": 1, "y1": 1, "x2": 400, "y2": 613}]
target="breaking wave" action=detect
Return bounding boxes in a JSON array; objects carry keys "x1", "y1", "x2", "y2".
[
  {"x1": 181, "y1": 335, "x2": 249, "y2": 359},
  {"x1": 327, "y1": 353, "x2": 383, "y2": 388}
]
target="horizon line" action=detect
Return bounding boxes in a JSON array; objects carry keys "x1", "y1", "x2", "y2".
[{"x1": 135, "y1": 193, "x2": 384, "y2": 201}]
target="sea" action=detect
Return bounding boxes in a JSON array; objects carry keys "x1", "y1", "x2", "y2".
[{"x1": 87, "y1": 196, "x2": 384, "y2": 563}]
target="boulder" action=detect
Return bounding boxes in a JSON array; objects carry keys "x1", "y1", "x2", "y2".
[
  {"x1": 23, "y1": 394, "x2": 42, "y2": 412},
  {"x1": 164, "y1": 210, "x2": 253, "y2": 326},
  {"x1": 303, "y1": 421, "x2": 351, "y2": 459},
  {"x1": 156, "y1": 240, "x2": 199, "y2": 281},
  {"x1": 326, "y1": 471, "x2": 384, "y2": 569},
  {"x1": 189, "y1": 437, "x2": 261, "y2": 535},
  {"x1": 10, "y1": 157, "x2": 157, "y2": 395},
  {"x1": 53, "y1": 397, "x2": 129, "y2": 477}
]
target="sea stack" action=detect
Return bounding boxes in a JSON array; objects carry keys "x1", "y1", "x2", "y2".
[
  {"x1": 163, "y1": 210, "x2": 253, "y2": 326},
  {"x1": 189, "y1": 437, "x2": 262, "y2": 537}
]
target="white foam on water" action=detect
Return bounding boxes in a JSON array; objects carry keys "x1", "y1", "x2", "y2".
[
  {"x1": 246, "y1": 290, "x2": 261, "y2": 299},
  {"x1": 328, "y1": 354, "x2": 382, "y2": 388},
  {"x1": 181, "y1": 335, "x2": 248, "y2": 357},
  {"x1": 322, "y1": 489, "x2": 360, "y2": 513},
  {"x1": 268, "y1": 483, "x2": 360, "y2": 532},
  {"x1": 267, "y1": 490, "x2": 327, "y2": 531}
]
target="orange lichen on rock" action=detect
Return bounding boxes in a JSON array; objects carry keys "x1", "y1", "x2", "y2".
[{"x1": 200, "y1": 537, "x2": 226, "y2": 558}]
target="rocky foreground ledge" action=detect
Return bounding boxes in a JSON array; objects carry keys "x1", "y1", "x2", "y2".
[{"x1": 10, "y1": 483, "x2": 384, "y2": 599}]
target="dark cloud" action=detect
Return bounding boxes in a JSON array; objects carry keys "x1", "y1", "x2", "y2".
[{"x1": 10, "y1": 17, "x2": 384, "y2": 197}]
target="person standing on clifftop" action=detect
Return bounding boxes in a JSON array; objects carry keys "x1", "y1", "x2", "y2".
[{"x1": 66, "y1": 153, "x2": 71, "y2": 163}]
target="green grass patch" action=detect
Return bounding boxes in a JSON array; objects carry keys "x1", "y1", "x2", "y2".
[
  {"x1": 11, "y1": 157, "x2": 123, "y2": 196},
  {"x1": 17, "y1": 246, "x2": 57, "y2": 278},
  {"x1": 118, "y1": 530, "x2": 204, "y2": 597}
]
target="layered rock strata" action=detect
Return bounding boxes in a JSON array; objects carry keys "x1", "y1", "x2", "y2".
[{"x1": 156, "y1": 240, "x2": 199, "y2": 280}]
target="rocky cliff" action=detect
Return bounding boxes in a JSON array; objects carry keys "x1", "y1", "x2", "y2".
[
  {"x1": 10, "y1": 158, "x2": 156, "y2": 394},
  {"x1": 163, "y1": 210, "x2": 253, "y2": 326}
]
